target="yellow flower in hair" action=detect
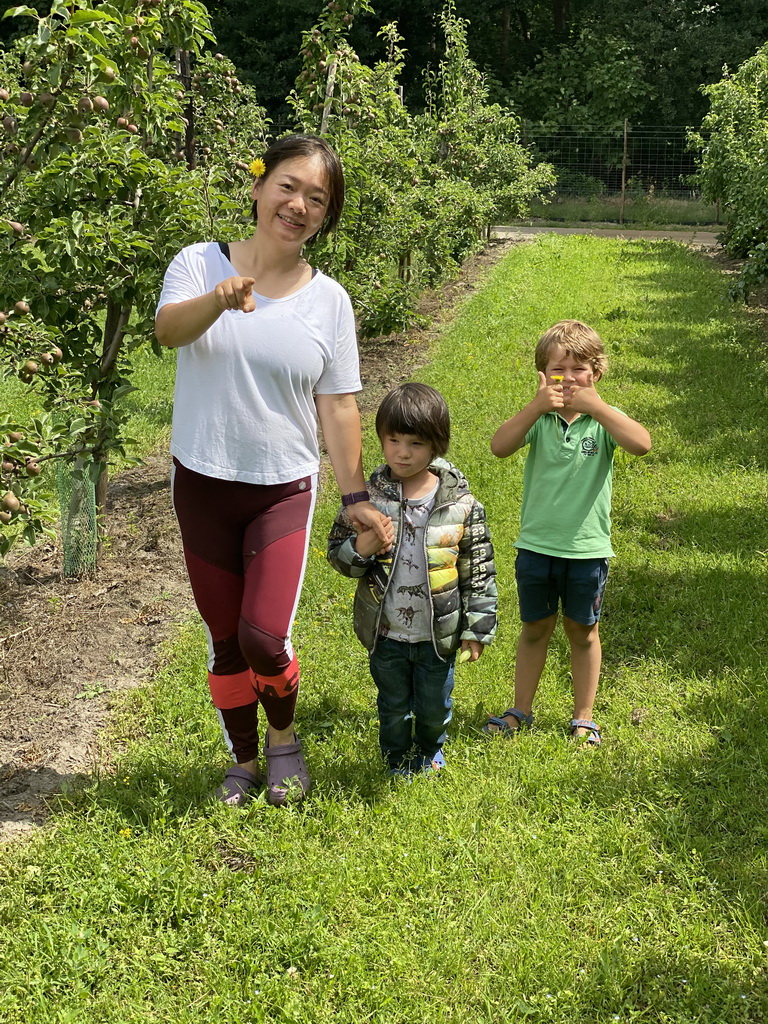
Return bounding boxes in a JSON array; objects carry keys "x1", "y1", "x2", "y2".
[{"x1": 249, "y1": 158, "x2": 266, "y2": 178}]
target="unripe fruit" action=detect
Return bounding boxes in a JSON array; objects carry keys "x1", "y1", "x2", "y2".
[
  {"x1": 22, "y1": 61, "x2": 32, "y2": 76},
  {"x1": 2, "y1": 460, "x2": 15, "y2": 473},
  {"x1": 9, "y1": 221, "x2": 23, "y2": 235},
  {"x1": 0, "y1": 88, "x2": 9, "y2": 102},
  {"x1": 214, "y1": 52, "x2": 224, "y2": 60},
  {"x1": 2, "y1": 115, "x2": 16, "y2": 134},
  {"x1": 22, "y1": 359, "x2": 37, "y2": 375},
  {"x1": 37, "y1": 92, "x2": 55, "y2": 109},
  {"x1": 1, "y1": 492, "x2": 20, "y2": 512},
  {"x1": 19, "y1": 91, "x2": 34, "y2": 107},
  {"x1": 15, "y1": 301, "x2": 30, "y2": 315},
  {"x1": 65, "y1": 127, "x2": 82, "y2": 143},
  {"x1": 78, "y1": 96, "x2": 94, "y2": 113},
  {"x1": 50, "y1": 346, "x2": 63, "y2": 362},
  {"x1": 25, "y1": 460, "x2": 41, "y2": 476},
  {"x1": 127, "y1": 123, "x2": 139, "y2": 134},
  {"x1": 0, "y1": 510, "x2": 11, "y2": 524},
  {"x1": 117, "y1": 117, "x2": 129, "y2": 128},
  {"x1": 93, "y1": 96, "x2": 109, "y2": 112},
  {"x1": 8, "y1": 431, "x2": 23, "y2": 442},
  {"x1": 88, "y1": 399, "x2": 102, "y2": 410},
  {"x1": 0, "y1": 312, "x2": 5, "y2": 324},
  {"x1": 40, "y1": 352, "x2": 54, "y2": 365},
  {"x1": 98, "y1": 67, "x2": 116, "y2": 82}
]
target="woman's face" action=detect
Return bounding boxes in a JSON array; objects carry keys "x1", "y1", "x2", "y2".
[{"x1": 251, "y1": 154, "x2": 330, "y2": 247}]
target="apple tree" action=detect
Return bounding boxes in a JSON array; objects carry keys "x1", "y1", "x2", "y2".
[{"x1": 0, "y1": 0, "x2": 269, "y2": 563}]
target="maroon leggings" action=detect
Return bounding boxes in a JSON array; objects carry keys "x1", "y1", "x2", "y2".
[{"x1": 172, "y1": 459, "x2": 316, "y2": 762}]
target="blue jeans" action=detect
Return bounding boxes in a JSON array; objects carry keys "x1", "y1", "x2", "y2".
[{"x1": 369, "y1": 638, "x2": 455, "y2": 770}]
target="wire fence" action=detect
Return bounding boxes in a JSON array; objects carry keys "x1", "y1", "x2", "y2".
[{"x1": 522, "y1": 124, "x2": 705, "y2": 200}]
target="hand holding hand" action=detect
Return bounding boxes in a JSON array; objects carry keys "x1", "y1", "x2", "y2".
[
  {"x1": 214, "y1": 275, "x2": 256, "y2": 313},
  {"x1": 354, "y1": 524, "x2": 388, "y2": 558},
  {"x1": 348, "y1": 502, "x2": 394, "y2": 554}
]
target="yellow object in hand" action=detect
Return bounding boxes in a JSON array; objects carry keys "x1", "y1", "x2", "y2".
[{"x1": 457, "y1": 649, "x2": 471, "y2": 664}]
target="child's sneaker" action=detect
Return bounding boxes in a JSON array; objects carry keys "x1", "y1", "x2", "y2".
[{"x1": 414, "y1": 749, "x2": 445, "y2": 774}]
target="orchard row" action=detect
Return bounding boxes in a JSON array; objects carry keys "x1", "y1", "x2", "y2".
[{"x1": 0, "y1": 0, "x2": 553, "y2": 564}]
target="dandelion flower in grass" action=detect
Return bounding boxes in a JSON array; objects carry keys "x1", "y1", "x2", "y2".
[{"x1": 249, "y1": 158, "x2": 266, "y2": 178}]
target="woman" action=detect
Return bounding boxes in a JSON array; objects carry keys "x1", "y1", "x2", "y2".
[{"x1": 155, "y1": 134, "x2": 392, "y2": 807}]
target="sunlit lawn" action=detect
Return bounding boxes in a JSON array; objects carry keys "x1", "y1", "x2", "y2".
[{"x1": 1, "y1": 234, "x2": 767, "y2": 1023}]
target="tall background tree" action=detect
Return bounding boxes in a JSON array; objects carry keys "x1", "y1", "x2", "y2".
[{"x1": 204, "y1": 0, "x2": 768, "y2": 128}]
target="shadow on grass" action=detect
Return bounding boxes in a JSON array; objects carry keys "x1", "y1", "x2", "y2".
[
  {"x1": 604, "y1": 562, "x2": 766, "y2": 674},
  {"x1": 604, "y1": 240, "x2": 768, "y2": 471},
  {"x1": 634, "y1": 496, "x2": 768, "y2": 556}
]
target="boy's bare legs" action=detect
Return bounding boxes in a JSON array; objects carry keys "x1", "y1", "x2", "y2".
[
  {"x1": 486, "y1": 614, "x2": 557, "y2": 733},
  {"x1": 562, "y1": 616, "x2": 601, "y2": 736}
]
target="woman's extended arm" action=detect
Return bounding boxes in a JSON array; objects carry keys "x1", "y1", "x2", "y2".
[
  {"x1": 315, "y1": 392, "x2": 393, "y2": 548},
  {"x1": 155, "y1": 276, "x2": 256, "y2": 349}
]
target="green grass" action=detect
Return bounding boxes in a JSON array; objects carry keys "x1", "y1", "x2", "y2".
[
  {"x1": 118, "y1": 341, "x2": 177, "y2": 464},
  {"x1": 2, "y1": 234, "x2": 768, "y2": 1022},
  {"x1": 520, "y1": 195, "x2": 720, "y2": 229}
]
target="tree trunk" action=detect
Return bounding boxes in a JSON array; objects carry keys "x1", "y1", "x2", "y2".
[
  {"x1": 500, "y1": 4, "x2": 511, "y2": 75},
  {"x1": 178, "y1": 49, "x2": 196, "y2": 169},
  {"x1": 553, "y1": 0, "x2": 570, "y2": 37}
]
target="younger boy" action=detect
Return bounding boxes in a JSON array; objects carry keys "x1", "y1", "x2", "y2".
[
  {"x1": 484, "y1": 320, "x2": 651, "y2": 745},
  {"x1": 328, "y1": 383, "x2": 497, "y2": 776}
]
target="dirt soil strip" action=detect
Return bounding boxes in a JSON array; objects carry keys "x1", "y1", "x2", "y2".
[
  {"x1": 0, "y1": 238, "x2": 526, "y2": 843},
  {"x1": 494, "y1": 224, "x2": 721, "y2": 245}
]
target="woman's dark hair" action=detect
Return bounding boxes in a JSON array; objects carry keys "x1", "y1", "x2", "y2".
[
  {"x1": 251, "y1": 134, "x2": 345, "y2": 244},
  {"x1": 375, "y1": 383, "x2": 451, "y2": 457}
]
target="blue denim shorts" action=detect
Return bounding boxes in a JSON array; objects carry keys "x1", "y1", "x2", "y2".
[{"x1": 515, "y1": 548, "x2": 609, "y2": 626}]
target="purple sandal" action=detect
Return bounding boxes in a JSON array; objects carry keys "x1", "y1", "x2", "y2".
[
  {"x1": 213, "y1": 765, "x2": 263, "y2": 807},
  {"x1": 264, "y1": 732, "x2": 311, "y2": 806}
]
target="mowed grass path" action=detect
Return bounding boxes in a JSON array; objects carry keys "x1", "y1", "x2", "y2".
[{"x1": 1, "y1": 235, "x2": 767, "y2": 1023}]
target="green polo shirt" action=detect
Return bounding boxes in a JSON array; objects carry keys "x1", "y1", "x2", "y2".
[{"x1": 515, "y1": 410, "x2": 621, "y2": 559}]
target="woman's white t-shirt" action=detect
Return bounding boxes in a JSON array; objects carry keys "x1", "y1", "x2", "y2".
[{"x1": 156, "y1": 241, "x2": 362, "y2": 484}]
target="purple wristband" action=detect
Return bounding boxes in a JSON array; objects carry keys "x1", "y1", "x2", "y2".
[{"x1": 341, "y1": 490, "x2": 370, "y2": 507}]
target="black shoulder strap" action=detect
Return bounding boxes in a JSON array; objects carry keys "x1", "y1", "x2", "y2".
[{"x1": 217, "y1": 241, "x2": 230, "y2": 260}]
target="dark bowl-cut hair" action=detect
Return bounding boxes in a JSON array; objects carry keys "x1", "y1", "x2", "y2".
[
  {"x1": 250, "y1": 134, "x2": 345, "y2": 244},
  {"x1": 375, "y1": 383, "x2": 451, "y2": 457}
]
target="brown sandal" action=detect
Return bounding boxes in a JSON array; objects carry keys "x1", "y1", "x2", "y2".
[
  {"x1": 263, "y1": 732, "x2": 311, "y2": 806},
  {"x1": 213, "y1": 765, "x2": 263, "y2": 807}
]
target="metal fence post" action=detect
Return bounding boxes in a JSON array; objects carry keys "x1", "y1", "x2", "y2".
[{"x1": 620, "y1": 119, "x2": 628, "y2": 224}]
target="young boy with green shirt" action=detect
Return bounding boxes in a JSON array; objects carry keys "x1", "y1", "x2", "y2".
[{"x1": 484, "y1": 320, "x2": 651, "y2": 746}]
